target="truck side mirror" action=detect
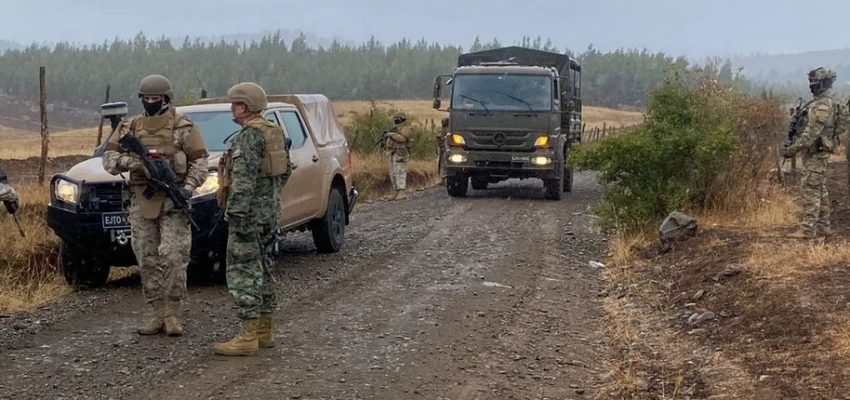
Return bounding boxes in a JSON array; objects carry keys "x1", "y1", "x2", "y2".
[{"x1": 433, "y1": 99, "x2": 442, "y2": 110}]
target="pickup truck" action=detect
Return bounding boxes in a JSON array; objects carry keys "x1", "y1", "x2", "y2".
[{"x1": 47, "y1": 94, "x2": 358, "y2": 287}]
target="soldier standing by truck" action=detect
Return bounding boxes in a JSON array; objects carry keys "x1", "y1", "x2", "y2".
[
  {"x1": 437, "y1": 117, "x2": 449, "y2": 184},
  {"x1": 102, "y1": 75, "x2": 209, "y2": 336},
  {"x1": 214, "y1": 82, "x2": 290, "y2": 356},
  {"x1": 386, "y1": 111, "x2": 413, "y2": 200}
]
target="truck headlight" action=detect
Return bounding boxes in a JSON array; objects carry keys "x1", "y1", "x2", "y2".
[
  {"x1": 448, "y1": 154, "x2": 467, "y2": 163},
  {"x1": 193, "y1": 171, "x2": 220, "y2": 198},
  {"x1": 55, "y1": 179, "x2": 80, "y2": 204},
  {"x1": 450, "y1": 134, "x2": 466, "y2": 146},
  {"x1": 531, "y1": 156, "x2": 552, "y2": 166},
  {"x1": 534, "y1": 135, "x2": 550, "y2": 148}
]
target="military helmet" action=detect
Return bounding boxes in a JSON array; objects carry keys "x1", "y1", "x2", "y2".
[
  {"x1": 226, "y1": 82, "x2": 268, "y2": 113},
  {"x1": 393, "y1": 111, "x2": 407, "y2": 123},
  {"x1": 441, "y1": 117, "x2": 449, "y2": 127},
  {"x1": 138, "y1": 75, "x2": 174, "y2": 100},
  {"x1": 808, "y1": 67, "x2": 837, "y2": 95}
]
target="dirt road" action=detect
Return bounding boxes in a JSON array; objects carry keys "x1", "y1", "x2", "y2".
[{"x1": 0, "y1": 174, "x2": 609, "y2": 400}]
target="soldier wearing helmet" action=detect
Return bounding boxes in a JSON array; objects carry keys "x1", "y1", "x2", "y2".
[
  {"x1": 437, "y1": 117, "x2": 450, "y2": 184},
  {"x1": 783, "y1": 67, "x2": 845, "y2": 238},
  {"x1": 385, "y1": 111, "x2": 413, "y2": 200},
  {"x1": 102, "y1": 74, "x2": 209, "y2": 336},
  {"x1": 214, "y1": 82, "x2": 291, "y2": 356}
]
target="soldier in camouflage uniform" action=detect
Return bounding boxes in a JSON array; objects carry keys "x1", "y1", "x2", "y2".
[
  {"x1": 214, "y1": 82, "x2": 290, "y2": 356},
  {"x1": 437, "y1": 117, "x2": 449, "y2": 184},
  {"x1": 103, "y1": 75, "x2": 209, "y2": 336},
  {"x1": 0, "y1": 168, "x2": 20, "y2": 214},
  {"x1": 386, "y1": 111, "x2": 413, "y2": 200},
  {"x1": 784, "y1": 67, "x2": 844, "y2": 238}
]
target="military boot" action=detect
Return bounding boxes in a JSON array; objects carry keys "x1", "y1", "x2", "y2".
[
  {"x1": 213, "y1": 319, "x2": 260, "y2": 356},
  {"x1": 257, "y1": 314, "x2": 275, "y2": 348},
  {"x1": 395, "y1": 189, "x2": 407, "y2": 200},
  {"x1": 163, "y1": 300, "x2": 184, "y2": 337},
  {"x1": 138, "y1": 300, "x2": 165, "y2": 335},
  {"x1": 388, "y1": 190, "x2": 399, "y2": 201}
]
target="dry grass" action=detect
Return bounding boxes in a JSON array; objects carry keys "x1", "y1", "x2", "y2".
[
  {"x1": 351, "y1": 151, "x2": 440, "y2": 201},
  {"x1": 699, "y1": 186, "x2": 798, "y2": 230},
  {"x1": 0, "y1": 127, "x2": 99, "y2": 159},
  {"x1": 745, "y1": 240, "x2": 850, "y2": 280}
]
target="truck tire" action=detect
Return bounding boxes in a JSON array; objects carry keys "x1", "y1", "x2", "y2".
[
  {"x1": 311, "y1": 187, "x2": 346, "y2": 254},
  {"x1": 544, "y1": 170, "x2": 564, "y2": 201},
  {"x1": 446, "y1": 175, "x2": 468, "y2": 197},
  {"x1": 470, "y1": 176, "x2": 488, "y2": 190},
  {"x1": 61, "y1": 241, "x2": 110, "y2": 289}
]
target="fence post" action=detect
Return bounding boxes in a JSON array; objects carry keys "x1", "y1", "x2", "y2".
[
  {"x1": 38, "y1": 66, "x2": 49, "y2": 186},
  {"x1": 96, "y1": 84, "x2": 111, "y2": 146}
]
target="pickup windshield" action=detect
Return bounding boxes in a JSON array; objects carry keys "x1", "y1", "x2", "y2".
[
  {"x1": 183, "y1": 111, "x2": 241, "y2": 151},
  {"x1": 451, "y1": 74, "x2": 552, "y2": 113}
]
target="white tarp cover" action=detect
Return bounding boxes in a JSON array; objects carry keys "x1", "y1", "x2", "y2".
[{"x1": 269, "y1": 94, "x2": 348, "y2": 148}]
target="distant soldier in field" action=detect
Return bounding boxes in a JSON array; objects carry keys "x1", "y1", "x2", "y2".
[
  {"x1": 214, "y1": 82, "x2": 290, "y2": 356},
  {"x1": 385, "y1": 111, "x2": 413, "y2": 200},
  {"x1": 103, "y1": 74, "x2": 209, "y2": 336},
  {"x1": 0, "y1": 168, "x2": 19, "y2": 214},
  {"x1": 784, "y1": 67, "x2": 842, "y2": 238},
  {"x1": 437, "y1": 117, "x2": 449, "y2": 184}
]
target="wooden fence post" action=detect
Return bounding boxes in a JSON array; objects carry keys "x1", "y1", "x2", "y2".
[
  {"x1": 96, "y1": 84, "x2": 111, "y2": 146},
  {"x1": 38, "y1": 66, "x2": 49, "y2": 186}
]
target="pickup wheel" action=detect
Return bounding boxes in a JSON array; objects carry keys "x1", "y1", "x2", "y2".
[
  {"x1": 446, "y1": 175, "x2": 468, "y2": 197},
  {"x1": 470, "y1": 176, "x2": 488, "y2": 190},
  {"x1": 544, "y1": 170, "x2": 564, "y2": 201},
  {"x1": 61, "y1": 241, "x2": 110, "y2": 289},
  {"x1": 312, "y1": 188, "x2": 346, "y2": 254}
]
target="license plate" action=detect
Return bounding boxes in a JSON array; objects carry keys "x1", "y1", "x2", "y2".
[
  {"x1": 102, "y1": 212, "x2": 130, "y2": 228},
  {"x1": 511, "y1": 156, "x2": 530, "y2": 162}
]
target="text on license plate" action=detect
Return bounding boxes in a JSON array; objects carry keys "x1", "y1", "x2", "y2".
[
  {"x1": 102, "y1": 212, "x2": 130, "y2": 228},
  {"x1": 511, "y1": 156, "x2": 530, "y2": 162}
]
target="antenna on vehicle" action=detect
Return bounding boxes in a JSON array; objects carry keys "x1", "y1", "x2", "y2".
[{"x1": 194, "y1": 72, "x2": 208, "y2": 99}]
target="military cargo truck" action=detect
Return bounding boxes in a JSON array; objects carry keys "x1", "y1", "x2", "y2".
[{"x1": 432, "y1": 46, "x2": 582, "y2": 200}]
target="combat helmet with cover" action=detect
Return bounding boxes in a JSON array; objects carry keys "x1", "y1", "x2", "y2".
[
  {"x1": 137, "y1": 74, "x2": 174, "y2": 100},
  {"x1": 226, "y1": 82, "x2": 268, "y2": 113},
  {"x1": 808, "y1": 67, "x2": 837, "y2": 95}
]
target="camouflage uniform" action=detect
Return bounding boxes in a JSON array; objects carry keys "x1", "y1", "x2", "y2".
[
  {"x1": 386, "y1": 112, "x2": 412, "y2": 199},
  {"x1": 784, "y1": 68, "x2": 842, "y2": 236},
  {"x1": 437, "y1": 117, "x2": 449, "y2": 179},
  {"x1": 103, "y1": 75, "x2": 209, "y2": 335},
  {"x1": 215, "y1": 82, "x2": 290, "y2": 356},
  {"x1": 0, "y1": 182, "x2": 17, "y2": 204}
]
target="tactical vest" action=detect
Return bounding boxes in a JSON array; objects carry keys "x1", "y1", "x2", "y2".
[
  {"x1": 386, "y1": 124, "x2": 413, "y2": 155},
  {"x1": 126, "y1": 110, "x2": 192, "y2": 186},
  {"x1": 801, "y1": 95, "x2": 838, "y2": 154},
  {"x1": 217, "y1": 118, "x2": 290, "y2": 210},
  {"x1": 121, "y1": 110, "x2": 194, "y2": 219}
]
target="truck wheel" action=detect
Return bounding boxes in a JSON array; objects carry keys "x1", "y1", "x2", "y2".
[
  {"x1": 470, "y1": 176, "x2": 488, "y2": 190},
  {"x1": 544, "y1": 171, "x2": 564, "y2": 201},
  {"x1": 311, "y1": 187, "x2": 346, "y2": 254},
  {"x1": 61, "y1": 241, "x2": 110, "y2": 288},
  {"x1": 446, "y1": 175, "x2": 468, "y2": 197}
]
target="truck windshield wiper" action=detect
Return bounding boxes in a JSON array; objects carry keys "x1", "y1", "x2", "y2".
[
  {"x1": 496, "y1": 91, "x2": 536, "y2": 116},
  {"x1": 458, "y1": 94, "x2": 491, "y2": 115}
]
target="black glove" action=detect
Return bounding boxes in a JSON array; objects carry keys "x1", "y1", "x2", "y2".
[{"x1": 4, "y1": 199, "x2": 19, "y2": 214}]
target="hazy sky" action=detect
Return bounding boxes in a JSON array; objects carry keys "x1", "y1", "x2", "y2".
[{"x1": 1, "y1": 0, "x2": 848, "y2": 58}]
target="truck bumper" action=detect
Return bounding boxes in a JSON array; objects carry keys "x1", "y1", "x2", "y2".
[
  {"x1": 47, "y1": 195, "x2": 227, "y2": 267},
  {"x1": 443, "y1": 149, "x2": 560, "y2": 179}
]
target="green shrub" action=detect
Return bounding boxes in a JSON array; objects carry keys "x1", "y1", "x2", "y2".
[
  {"x1": 570, "y1": 78, "x2": 782, "y2": 231},
  {"x1": 344, "y1": 100, "x2": 437, "y2": 159}
]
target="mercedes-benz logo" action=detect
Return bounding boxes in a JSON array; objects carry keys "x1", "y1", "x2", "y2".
[{"x1": 493, "y1": 133, "x2": 506, "y2": 145}]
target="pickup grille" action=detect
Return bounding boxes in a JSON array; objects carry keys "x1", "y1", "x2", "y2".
[
  {"x1": 81, "y1": 182, "x2": 127, "y2": 213},
  {"x1": 468, "y1": 131, "x2": 535, "y2": 151}
]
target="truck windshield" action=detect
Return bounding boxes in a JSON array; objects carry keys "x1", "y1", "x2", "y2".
[
  {"x1": 183, "y1": 111, "x2": 241, "y2": 151},
  {"x1": 451, "y1": 74, "x2": 552, "y2": 113}
]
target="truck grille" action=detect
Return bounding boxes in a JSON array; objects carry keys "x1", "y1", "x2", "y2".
[
  {"x1": 82, "y1": 182, "x2": 127, "y2": 213},
  {"x1": 468, "y1": 131, "x2": 534, "y2": 150}
]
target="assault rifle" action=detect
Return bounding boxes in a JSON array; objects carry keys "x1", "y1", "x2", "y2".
[
  {"x1": 784, "y1": 97, "x2": 807, "y2": 151},
  {"x1": 118, "y1": 134, "x2": 199, "y2": 230},
  {"x1": 375, "y1": 126, "x2": 398, "y2": 149},
  {"x1": 0, "y1": 169, "x2": 24, "y2": 237}
]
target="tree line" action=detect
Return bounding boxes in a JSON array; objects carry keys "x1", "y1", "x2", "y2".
[{"x1": 0, "y1": 33, "x2": 753, "y2": 110}]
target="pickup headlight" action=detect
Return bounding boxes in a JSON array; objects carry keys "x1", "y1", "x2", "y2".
[
  {"x1": 193, "y1": 172, "x2": 220, "y2": 198},
  {"x1": 55, "y1": 179, "x2": 80, "y2": 204}
]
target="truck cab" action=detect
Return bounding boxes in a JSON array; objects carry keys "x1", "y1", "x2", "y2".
[{"x1": 433, "y1": 47, "x2": 582, "y2": 200}]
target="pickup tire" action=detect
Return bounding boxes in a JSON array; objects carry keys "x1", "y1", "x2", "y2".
[
  {"x1": 470, "y1": 176, "x2": 488, "y2": 190},
  {"x1": 544, "y1": 169, "x2": 564, "y2": 201},
  {"x1": 312, "y1": 187, "x2": 346, "y2": 254},
  {"x1": 61, "y1": 241, "x2": 110, "y2": 288},
  {"x1": 447, "y1": 175, "x2": 468, "y2": 197}
]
